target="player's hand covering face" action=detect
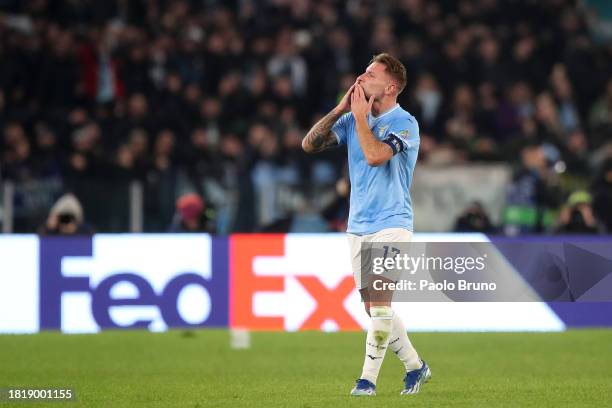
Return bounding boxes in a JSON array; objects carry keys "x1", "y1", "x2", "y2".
[
  {"x1": 351, "y1": 84, "x2": 374, "y2": 119},
  {"x1": 336, "y1": 83, "x2": 356, "y2": 114}
]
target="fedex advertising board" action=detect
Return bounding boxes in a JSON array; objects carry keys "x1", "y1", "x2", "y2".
[
  {"x1": 229, "y1": 234, "x2": 566, "y2": 332},
  {"x1": 2, "y1": 232, "x2": 599, "y2": 333},
  {"x1": 230, "y1": 234, "x2": 364, "y2": 331},
  {"x1": 0, "y1": 234, "x2": 228, "y2": 333}
]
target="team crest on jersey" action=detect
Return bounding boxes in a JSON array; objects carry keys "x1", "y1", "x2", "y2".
[
  {"x1": 378, "y1": 125, "x2": 389, "y2": 137},
  {"x1": 397, "y1": 129, "x2": 410, "y2": 140}
]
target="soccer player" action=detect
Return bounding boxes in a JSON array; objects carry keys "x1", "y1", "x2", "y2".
[{"x1": 302, "y1": 53, "x2": 430, "y2": 396}]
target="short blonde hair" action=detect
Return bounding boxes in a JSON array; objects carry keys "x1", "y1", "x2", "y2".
[{"x1": 370, "y1": 53, "x2": 407, "y2": 94}]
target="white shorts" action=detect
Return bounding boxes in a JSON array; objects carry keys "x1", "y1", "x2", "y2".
[{"x1": 347, "y1": 228, "x2": 414, "y2": 290}]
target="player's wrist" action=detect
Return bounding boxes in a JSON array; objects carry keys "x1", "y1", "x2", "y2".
[
  {"x1": 353, "y1": 112, "x2": 368, "y2": 123},
  {"x1": 333, "y1": 106, "x2": 346, "y2": 116}
]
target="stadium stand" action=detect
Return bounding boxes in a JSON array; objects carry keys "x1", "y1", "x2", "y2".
[{"x1": 1, "y1": 0, "x2": 611, "y2": 233}]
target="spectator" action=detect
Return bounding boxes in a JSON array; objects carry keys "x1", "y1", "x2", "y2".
[
  {"x1": 556, "y1": 191, "x2": 599, "y2": 234},
  {"x1": 39, "y1": 193, "x2": 93, "y2": 235},
  {"x1": 592, "y1": 158, "x2": 612, "y2": 232},
  {"x1": 588, "y1": 77, "x2": 612, "y2": 146},
  {"x1": 168, "y1": 193, "x2": 215, "y2": 233},
  {"x1": 413, "y1": 73, "x2": 444, "y2": 136},
  {"x1": 504, "y1": 144, "x2": 563, "y2": 234},
  {"x1": 550, "y1": 64, "x2": 580, "y2": 133},
  {"x1": 267, "y1": 28, "x2": 308, "y2": 97},
  {"x1": 143, "y1": 129, "x2": 178, "y2": 231},
  {"x1": 2, "y1": 124, "x2": 34, "y2": 182},
  {"x1": 454, "y1": 202, "x2": 495, "y2": 233},
  {"x1": 322, "y1": 176, "x2": 350, "y2": 232}
]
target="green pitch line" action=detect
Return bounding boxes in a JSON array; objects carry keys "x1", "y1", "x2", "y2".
[{"x1": 0, "y1": 329, "x2": 611, "y2": 407}]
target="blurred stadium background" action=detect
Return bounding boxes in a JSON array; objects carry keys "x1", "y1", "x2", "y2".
[
  {"x1": 1, "y1": 0, "x2": 612, "y2": 406},
  {"x1": 1, "y1": 0, "x2": 611, "y2": 235}
]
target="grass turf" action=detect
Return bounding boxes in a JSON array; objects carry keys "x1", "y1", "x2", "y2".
[{"x1": 0, "y1": 329, "x2": 611, "y2": 407}]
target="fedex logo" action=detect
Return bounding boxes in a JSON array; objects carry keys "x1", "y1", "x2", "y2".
[
  {"x1": 230, "y1": 234, "x2": 367, "y2": 331},
  {"x1": 39, "y1": 235, "x2": 228, "y2": 332},
  {"x1": 0, "y1": 234, "x2": 569, "y2": 333}
]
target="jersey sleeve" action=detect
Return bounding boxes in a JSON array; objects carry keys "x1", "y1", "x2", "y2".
[
  {"x1": 382, "y1": 116, "x2": 420, "y2": 155},
  {"x1": 331, "y1": 113, "x2": 351, "y2": 146}
]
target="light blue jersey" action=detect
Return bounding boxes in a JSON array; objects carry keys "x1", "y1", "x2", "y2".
[{"x1": 332, "y1": 104, "x2": 420, "y2": 235}]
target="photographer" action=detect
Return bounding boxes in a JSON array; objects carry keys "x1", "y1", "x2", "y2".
[
  {"x1": 39, "y1": 194, "x2": 94, "y2": 235},
  {"x1": 555, "y1": 191, "x2": 600, "y2": 234}
]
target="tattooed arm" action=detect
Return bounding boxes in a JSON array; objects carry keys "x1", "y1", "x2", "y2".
[
  {"x1": 301, "y1": 110, "x2": 342, "y2": 153},
  {"x1": 302, "y1": 83, "x2": 355, "y2": 154}
]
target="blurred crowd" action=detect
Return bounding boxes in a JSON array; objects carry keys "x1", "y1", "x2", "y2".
[{"x1": 1, "y1": 0, "x2": 612, "y2": 234}]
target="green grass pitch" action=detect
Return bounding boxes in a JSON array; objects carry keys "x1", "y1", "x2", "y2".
[{"x1": 1, "y1": 329, "x2": 611, "y2": 407}]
